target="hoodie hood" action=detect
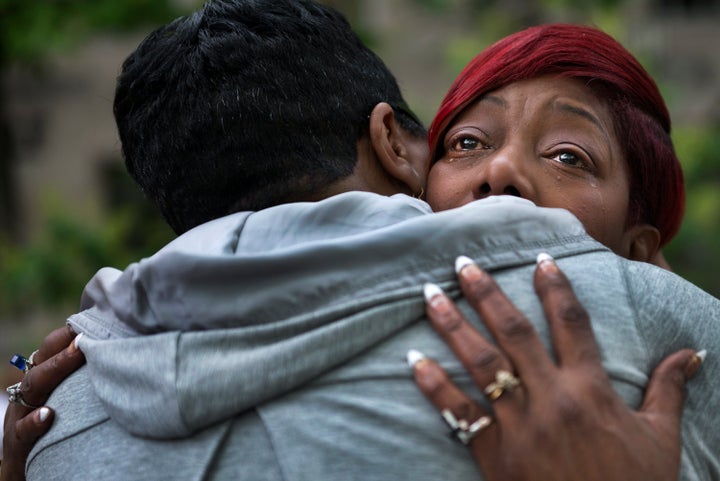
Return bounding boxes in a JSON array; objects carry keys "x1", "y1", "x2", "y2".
[{"x1": 69, "y1": 192, "x2": 600, "y2": 438}]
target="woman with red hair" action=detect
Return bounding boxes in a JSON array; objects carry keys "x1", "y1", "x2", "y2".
[
  {"x1": 412, "y1": 24, "x2": 699, "y2": 481},
  {"x1": 425, "y1": 24, "x2": 684, "y2": 265}
]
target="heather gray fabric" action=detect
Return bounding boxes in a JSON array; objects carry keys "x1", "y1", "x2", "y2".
[{"x1": 27, "y1": 193, "x2": 720, "y2": 480}]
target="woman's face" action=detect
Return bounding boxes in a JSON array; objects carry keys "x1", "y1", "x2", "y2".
[{"x1": 426, "y1": 76, "x2": 632, "y2": 254}]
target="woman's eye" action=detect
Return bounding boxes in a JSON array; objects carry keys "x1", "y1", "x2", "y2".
[
  {"x1": 552, "y1": 151, "x2": 585, "y2": 167},
  {"x1": 452, "y1": 136, "x2": 480, "y2": 150}
]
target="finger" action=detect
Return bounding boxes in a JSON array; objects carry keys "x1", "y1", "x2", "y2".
[
  {"x1": 21, "y1": 335, "x2": 85, "y2": 407},
  {"x1": 2, "y1": 406, "x2": 54, "y2": 481},
  {"x1": 640, "y1": 349, "x2": 705, "y2": 421},
  {"x1": 455, "y1": 256, "x2": 555, "y2": 381},
  {"x1": 534, "y1": 253, "x2": 602, "y2": 368},
  {"x1": 13, "y1": 406, "x2": 55, "y2": 453},
  {"x1": 408, "y1": 351, "x2": 496, "y2": 454},
  {"x1": 34, "y1": 324, "x2": 77, "y2": 365},
  {"x1": 423, "y1": 283, "x2": 515, "y2": 397}
]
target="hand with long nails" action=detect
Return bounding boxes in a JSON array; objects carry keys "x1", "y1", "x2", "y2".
[
  {"x1": 2, "y1": 326, "x2": 85, "y2": 481},
  {"x1": 410, "y1": 253, "x2": 705, "y2": 481}
]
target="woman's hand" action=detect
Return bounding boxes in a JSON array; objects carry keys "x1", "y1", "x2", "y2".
[
  {"x1": 2, "y1": 326, "x2": 85, "y2": 481},
  {"x1": 411, "y1": 253, "x2": 703, "y2": 481}
]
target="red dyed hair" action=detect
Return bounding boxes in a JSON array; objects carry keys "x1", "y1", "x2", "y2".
[{"x1": 428, "y1": 24, "x2": 685, "y2": 246}]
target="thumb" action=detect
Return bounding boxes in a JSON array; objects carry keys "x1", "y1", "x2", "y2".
[{"x1": 640, "y1": 349, "x2": 705, "y2": 420}]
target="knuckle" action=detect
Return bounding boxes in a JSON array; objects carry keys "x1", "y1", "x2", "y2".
[
  {"x1": 554, "y1": 394, "x2": 586, "y2": 426},
  {"x1": 452, "y1": 398, "x2": 477, "y2": 421},
  {"x1": 433, "y1": 309, "x2": 464, "y2": 333},
  {"x1": 20, "y1": 371, "x2": 33, "y2": 393},
  {"x1": 496, "y1": 314, "x2": 535, "y2": 343},
  {"x1": 423, "y1": 374, "x2": 449, "y2": 399},
  {"x1": 537, "y1": 271, "x2": 568, "y2": 296},
  {"x1": 416, "y1": 362, "x2": 452, "y2": 399},
  {"x1": 467, "y1": 347, "x2": 503, "y2": 374},
  {"x1": 526, "y1": 420, "x2": 553, "y2": 447},
  {"x1": 15, "y1": 418, "x2": 37, "y2": 448},
  {"x1": 48, "y1": 351, "x2": 64, "y2": 373},
  {"x1": 662, "y1": 367, "x2": 687, "y2": 391},
  {"x1": 555, "y1": 301, "x2": 590, "y2": 327}
]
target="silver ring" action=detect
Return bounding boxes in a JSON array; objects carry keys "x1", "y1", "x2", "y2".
[
  {"x1": 483, "y1": 370, "x2": 521, "y2": 401},
  {"x1": 6, "y1": 382, "x2": 39, "y2": 409},
  {"x1": 27, "y1": 349, "x2": 40, "y2": 368},
  {"x1": 441, "y1": 408, "x2": 493, "y2": 445}
]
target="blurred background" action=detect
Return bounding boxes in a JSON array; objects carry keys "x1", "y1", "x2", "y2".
[{"x1": 1, "y1": 0, "x2": 719, "y2": 390}]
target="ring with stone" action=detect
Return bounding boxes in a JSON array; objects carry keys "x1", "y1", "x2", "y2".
[
  {"x1": 441, "y1": 408, "x2": 493, "y2": 445},
  {"x1": 483, "y1": 370, "x2": 521, "y2": 401},
  {"x1": 6, "y1": 381, "x2": 40, "y2": 409}
]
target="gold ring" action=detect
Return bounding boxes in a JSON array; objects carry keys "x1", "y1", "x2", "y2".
[{"x1": 483, "y1": 370, "x2": 521, "y2": 401}]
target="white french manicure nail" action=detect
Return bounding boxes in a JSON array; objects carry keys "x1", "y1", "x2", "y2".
[
  {"x1": 536, "y1": 252, "x2": 554, "y2": 265},
  {"x1": 39, "y1": 407, "x2": 50, "y2": 422},
  {"x1": 74, "y1": 332, "x2": 84, "y2": 351},
  {"x1": 423, "y1": 283, "x2": 443, "y2": 303},
  {"x1": 406, "y1": 349, "x2": 426, "y2": 367},
  {"x1": 696, "y1": 349, "x2": 707, "y2": 362},
  {"x1": 455, "y1": 255, "x2": 474, "y2": 274}
]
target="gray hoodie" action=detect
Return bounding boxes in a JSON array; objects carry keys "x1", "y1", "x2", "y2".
[{"x1": 29, "y1": 193, "x2": 720, "y2": 480}]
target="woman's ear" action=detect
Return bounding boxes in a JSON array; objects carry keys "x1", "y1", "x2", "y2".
[
  {"x1": 368, "y1": 102, "x2": 429, "y2": 197},
  {"x1": 623, "y1": 224, "x2": 661, "y2": 264}
]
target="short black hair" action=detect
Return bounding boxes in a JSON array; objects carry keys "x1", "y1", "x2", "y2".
[{"x1": 114, "y1": 0, "x2": 425, "y2": 234}]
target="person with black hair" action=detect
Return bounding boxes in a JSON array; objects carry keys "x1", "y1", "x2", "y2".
[
  {"x1": 7, "y1": 1, "x2": 719, "y2": 480},
  {"x1": 114, "y1": 0, "x2": 428, "y2": 235}
]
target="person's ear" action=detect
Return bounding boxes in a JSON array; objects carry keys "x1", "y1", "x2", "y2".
[
  {"x1": 622, "y1": 224, "x2": 661, "y2": 264},
  {"x1": 368, "y1": 102, "x2": 429, "y2": 197}
]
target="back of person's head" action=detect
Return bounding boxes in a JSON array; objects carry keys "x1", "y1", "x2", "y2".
[
  {"x1": 114, "y1": 0, "x2": 424, "y2": 234},
  {"x1": 428, "y1": 24, "x2": 685, "y2": 247}
]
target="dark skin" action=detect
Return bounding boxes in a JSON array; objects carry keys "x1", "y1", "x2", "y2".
[
  {"x1": 0, "y1": 96, "x2": 689, "y2": 480},
  {"x1": 413, "y1": 255, "x2": 701, "y2": 481},
  {"x1": 2, "y1": 326, "x2": 85, "y2": 481},
  {"x1": 2, "y1": 262, "x2": 699, "y2": 481}
]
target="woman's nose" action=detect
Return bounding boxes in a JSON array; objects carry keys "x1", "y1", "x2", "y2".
[{"x1": 474, "y1": 149, "x2": 532, "y2": 200}]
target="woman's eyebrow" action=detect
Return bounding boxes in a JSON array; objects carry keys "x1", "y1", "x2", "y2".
[
  {"x1": 554, "y1": 101, "x2": 609, "y2": 142},
  {"x1": 478, "y1": 94, "x2": 508, "y2": 108}
]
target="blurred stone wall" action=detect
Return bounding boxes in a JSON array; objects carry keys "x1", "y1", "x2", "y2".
[{"x1": 5, "y1": 0, "x2": 720, "y2": 242}]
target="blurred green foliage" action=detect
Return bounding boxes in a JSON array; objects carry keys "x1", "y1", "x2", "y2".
[
  {"x1": 0, "y1": 0, "x2": 189, "y2": 316},
  {"x1": 0, "y1": 202, "x2": 174, "y2": 314},
  {"x1": 666, "y1": 125, "x2": 720, "y2": 296},
  {"x1": 0, "y1": 0, "x2": 188, "y2": 62},
  {"x1": 0, "y1": 0, "x2": 718, "y2": 319}
]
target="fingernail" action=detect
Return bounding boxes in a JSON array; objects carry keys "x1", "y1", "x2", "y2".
[
  {"x1": 406, "y1": 349, "x2": 426, "y2": 368},
  {"x1": 38, "y1": 407, "x2": 50, "y2": 423},
  {"x1": 536, "y1": 252, "x2": 557, "y2": 272},
  {"x1": 70, "y1": 332, "x2": 84, "y2": 353},
  {"x1": 455, "y1": 255, "x2": 474, "y2": 275},
  {"x1": 685, "y1": 349, "x2": 707, "y2": 378},
  {"x1": 423, "y1": 283, "x2": 443, "y2": 303},
  {"x1": 424, "y1": 283, "x2": 451, "y2": 311},
  {"x1": 455, "y1": 255, "x2": 483, "y2": 281}
]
